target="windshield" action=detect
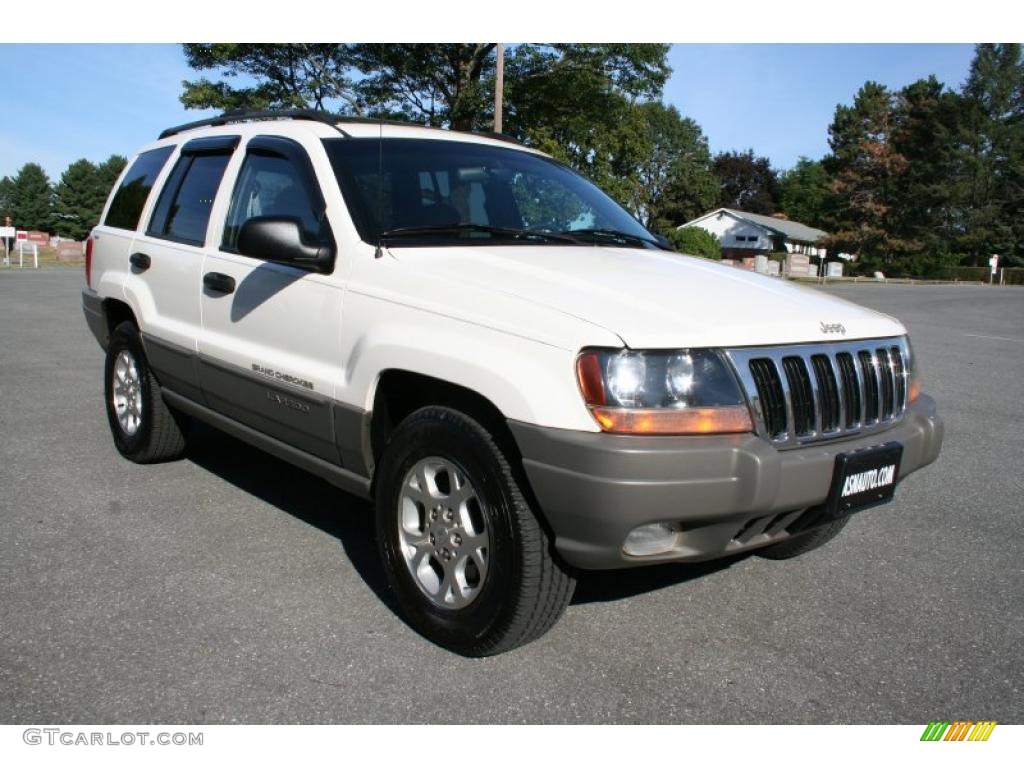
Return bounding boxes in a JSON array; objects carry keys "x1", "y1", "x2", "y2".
[{"x1": 323, "y1": 138, "x2": 656, "y2": 246}]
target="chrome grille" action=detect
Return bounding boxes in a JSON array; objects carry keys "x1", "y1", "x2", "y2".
[
  {"x1": 835, "y1": 352, "x2": 860, "y2": 429},
  {"x1": 782, "y1": 356, "x2": 815, "y2": 436},
  {"x1": 810, "y1": 354, "x2": 840, "y2": 433},
  {"x1": 726, "y1": 337, "x2": 911, "y2": 448},
  {"x1": 749, "y1": 358, "x2": 787, "y2": 438},
  {"x1": 858, "y1": 350, "x2": 880, "y2": 423}
]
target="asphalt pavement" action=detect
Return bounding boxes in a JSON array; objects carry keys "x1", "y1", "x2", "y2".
[{"x1": 1, "y1": 269, "x2": 1021, "y2": 723}]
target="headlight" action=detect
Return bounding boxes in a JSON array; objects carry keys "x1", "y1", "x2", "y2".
[{"x1": 576, "y1": 348, "x2": 753, "y2": 435}]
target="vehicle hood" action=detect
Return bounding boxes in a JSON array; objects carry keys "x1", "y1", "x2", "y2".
[{"x1": 388, "y1": 245, "x2": 906, "y2": 349}]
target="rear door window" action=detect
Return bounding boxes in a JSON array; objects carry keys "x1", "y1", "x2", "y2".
[{"x1": 147, "y1": 152, "x2": 232, "y2": 246}]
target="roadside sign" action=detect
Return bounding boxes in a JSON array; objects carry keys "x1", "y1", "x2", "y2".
[{"x1": 989, "y1": 254, "x2": 1000, "y2": 284}]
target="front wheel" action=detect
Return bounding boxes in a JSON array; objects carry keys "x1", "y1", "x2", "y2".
[{"x1": 375, "y1": 407, "x2": 575, "y2": 656}]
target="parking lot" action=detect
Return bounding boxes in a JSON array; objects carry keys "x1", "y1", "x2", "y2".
[{"x1": 1, "y1": 269, "x2": 1021, "y2": 724}]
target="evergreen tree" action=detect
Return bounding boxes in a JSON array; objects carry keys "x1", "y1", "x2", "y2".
[
  {"x1": 97, "y1": 155, "x2": 128, "y2": 194},
  {"x1": 823, "y1": 82, "x2": 907, "y2": 273},
  {"x1": 0, "y1": 176, "x2": 14, "y2": 220},
  {"x1": 10, "y1": 163, "x2": 53, "y2": 232},
  {"x1": 888, "y1": 77, "x2": 963, "y2": 275},
  {"x1": 52, "y1": 159, "x2": 105, "y2": 240},
  {"x1": 957, "y1": 44, "x2": 1024, "y2": 266}
]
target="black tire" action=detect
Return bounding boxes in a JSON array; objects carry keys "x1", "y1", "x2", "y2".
[
  {"x1": 375, "y1": 406, "x2": 575, "y2": 656},
  {"x1": 104, "y1": 321, "x2": 187, "y2": 463},
  {"x1": 756, "y1": 516, "x2": 850, "y2": 560}
]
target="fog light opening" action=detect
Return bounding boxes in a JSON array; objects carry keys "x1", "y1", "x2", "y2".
[{"x1": 623, "y1": 522, "x2": 680, "y2": 557}]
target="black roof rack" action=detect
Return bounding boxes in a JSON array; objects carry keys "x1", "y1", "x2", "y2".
[
  {"x1": 158, "y1": 108, "x2": 351, "y2": 139},
  {"x1": 158, "y1": 108, "x2": 525, "y2": 147},
  {"x1": 467, "y1": 130, "x2": 524, "y2": 146}
]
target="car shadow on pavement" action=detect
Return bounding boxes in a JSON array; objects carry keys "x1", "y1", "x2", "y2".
[
  {"x1": 182, "y1": 420, "x2": 745, "y2": 612},
  {"x1": 570, "y1": 556, "x2": 744, "y2": 604},
  {"x1": 182, "y1": 421, "x2": 398, "y2": 613}
]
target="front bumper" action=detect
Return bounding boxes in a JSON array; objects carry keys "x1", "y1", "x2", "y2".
[{"x1": 510, "y1": 395, "x2": 943, "y2": 570}]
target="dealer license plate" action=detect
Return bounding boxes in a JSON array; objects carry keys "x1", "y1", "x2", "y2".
[{"x1": 826, "y1": 441, "x2": 904, "y2": 518}]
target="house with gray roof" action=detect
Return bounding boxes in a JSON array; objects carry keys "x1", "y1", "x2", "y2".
[{"x1": 678, "y1": 208, "x2": 833, "y2": 271}]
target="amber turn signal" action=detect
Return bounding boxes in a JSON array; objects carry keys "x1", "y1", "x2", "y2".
[
  {"x1": 575, "y1": 350, "x2": 606, "y2": 405},
  {"x1": 590, "y1": 405, "x2": 753, "y2": 435},
  {"x1": 908, "y1": 377, "x2": 922, "y2": 404}
]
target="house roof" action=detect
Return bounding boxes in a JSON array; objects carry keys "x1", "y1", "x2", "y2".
[{"x1": 682, "y1": 208, "x2": 828, "y2": 244}]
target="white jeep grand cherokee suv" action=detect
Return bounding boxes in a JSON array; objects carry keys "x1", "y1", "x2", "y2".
[{"x1": 82, "y1": 109, "x2": 944, "y2": 655}]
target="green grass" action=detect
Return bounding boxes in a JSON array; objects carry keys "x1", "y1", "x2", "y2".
[{"x1": 1, "y1": 245, "x2": 83, "y2": 269}]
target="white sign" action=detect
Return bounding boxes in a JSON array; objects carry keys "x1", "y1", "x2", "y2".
[
  {"x1": 0, "y1": 226, "x2": 15, "y2": 238},
  {"x1": 990, "y1": 254, "x2": 999, "y2": 275}
]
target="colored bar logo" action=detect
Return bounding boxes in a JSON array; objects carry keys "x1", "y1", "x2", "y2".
[{"x1": 920, "y1": 721, "x2": 997, "y2": 741}]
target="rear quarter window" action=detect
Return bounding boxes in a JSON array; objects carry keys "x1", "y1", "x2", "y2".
[{"x1": 103, "y1": 146, "x2": 175, "y2": 231}]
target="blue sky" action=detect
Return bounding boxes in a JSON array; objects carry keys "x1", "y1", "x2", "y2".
[
  {"x1": 0, "y1": 43, "x2": 977, "y2": 182},
  {"x1": 665, "y1": 44, "x2": 977, "y2": 166}
]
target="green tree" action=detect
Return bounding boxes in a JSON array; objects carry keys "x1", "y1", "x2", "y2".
[
  {"x1": 823, "y1": 82, "x2": 907, "y2": 273},
  {"x1": 779, "y1": 157, "x2": 830, "y2": 228},
  {"x1": 179, "y1": 44, "x2": 673, "y2": 208},
  {"x1": 52, "y1": 159, "x2": 106, "y2": 240},
  {"x1": 10, "y1": 163, "x2": 53, "y2": 232},
  {"x1": 632, "y1": 102, "x2": 717, "y2": 233},
  {"x1": 350, "y1": 44, "x2": 496, "y2": 130},
  {"x1": 956, "y1": 43, "x2": 1024, "y2": 267},
  {"x1": 97, "y1": 154, "x2": 128, "y2": 194},
  {"x1": 181, "y1": 44, "x2": 360, "y2": 112},
  {"x1": 887, "y1": 77, "x2": 964, "y2": 275},
  {"x1": 0, "y1": 176, "x2": 14, "y2": 219},
  {"x1": 713, "y1": 149, "x2": 780, "y2": 214},
  {"x1": 502, "y1": 44, "x2": 671, "y2": 205},
  {"x1": 666, "y1": 227, "x2": 721, "y2": 259}
]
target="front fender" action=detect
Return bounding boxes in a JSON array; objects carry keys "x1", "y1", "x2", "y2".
[{"x1": 339, "y1": 296, "x2": 600, "y2": 432}]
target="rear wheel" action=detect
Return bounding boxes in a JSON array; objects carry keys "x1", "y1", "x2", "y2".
[
  {"x1": 103, "y1": 321, "x2": 187, "y2": 463},
  {"x1": 756, "y1": 516, "x2": 850, "y2": 560},
  {"x1": 375, "y1": 406, "x2": 575, "y2": 656}
]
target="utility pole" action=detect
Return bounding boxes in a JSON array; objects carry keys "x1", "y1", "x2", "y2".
[{"x1": 494, "y1": 43, "x2": 505, "y2": 134}]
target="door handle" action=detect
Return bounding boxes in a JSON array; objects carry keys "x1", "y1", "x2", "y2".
[
  {"x1": 129, "y1": 252, "x2": 151, "y2": 271},
  {"x1": 203, "y1": 272, "x2": 236, "y2": 295}
]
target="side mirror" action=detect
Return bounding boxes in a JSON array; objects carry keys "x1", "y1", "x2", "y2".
[{"x1": 237, "y1": 216, "x2": 335, "y2": 273}]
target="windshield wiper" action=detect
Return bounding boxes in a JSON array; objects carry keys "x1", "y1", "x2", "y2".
[
  {"x1": 559, "y1": 228, "x2": 660, "y2": 248},
  {"x1": 379, "y1": 223, "x2": 579, "y2": 244}
]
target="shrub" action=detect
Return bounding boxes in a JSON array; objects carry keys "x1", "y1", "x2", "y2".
[{"x1": 665, "y1": 227, "x2": 722, "y2": 260}]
